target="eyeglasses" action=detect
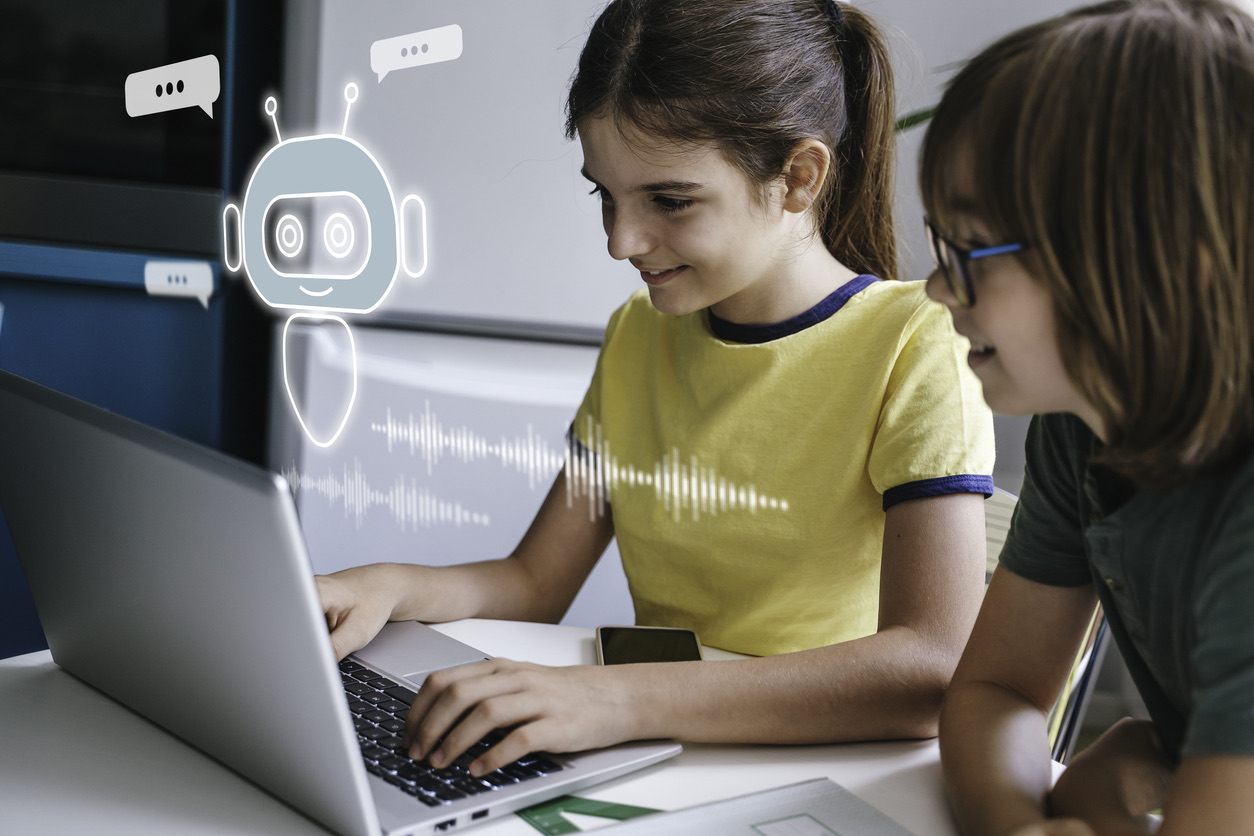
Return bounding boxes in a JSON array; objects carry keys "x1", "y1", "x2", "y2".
[{"x1": 924, "y1": 216, "x2": 1026, "y2": 307}]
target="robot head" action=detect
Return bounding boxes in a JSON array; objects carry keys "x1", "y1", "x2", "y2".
[{"x1": 222, "y1": 84, "x2": 427, "y2": 314}]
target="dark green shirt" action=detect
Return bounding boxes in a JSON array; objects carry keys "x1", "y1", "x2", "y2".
[{"x1": 1001, "y1": 413, "x2": 1254, "y2": 761}]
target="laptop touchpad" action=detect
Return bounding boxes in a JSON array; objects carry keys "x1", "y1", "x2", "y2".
[{"x1": 353, "y1": 621, "x2": 491, "y2": 684}]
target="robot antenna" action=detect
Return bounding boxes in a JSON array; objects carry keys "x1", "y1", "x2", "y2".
[
  {"x1": 264, "y1": 96, "x2": 282, "y2": 143},
  {"x1": 341, "y1": 83, "x2": 359, "y2": 136}
]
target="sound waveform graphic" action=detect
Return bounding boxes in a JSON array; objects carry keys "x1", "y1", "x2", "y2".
[
  {"x1": 282, "y1": 460, "x2": 490, "y2": 531},
  {"x1": 565, "y1": 417, "x2": 791, "y2": 523},
  {"x1": 370, "y1": 404, "x2": 564, "y2": 490}
]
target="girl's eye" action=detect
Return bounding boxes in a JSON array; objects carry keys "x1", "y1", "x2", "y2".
[
  {"x1": 652, "y1": 195, "x2": 693, "y2": 214},
  {"x1": 588, "y1": 184, "x2": 613, "y2": 205}
]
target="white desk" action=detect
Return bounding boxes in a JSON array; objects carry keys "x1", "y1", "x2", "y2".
[{"x1": 0, "y1": 619, "x2": 964, "y2": 835}]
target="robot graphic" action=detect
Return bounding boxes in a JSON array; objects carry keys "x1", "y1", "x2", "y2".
[{"x1": 222, "y1": 83, "x2": 427, "y2": 447}]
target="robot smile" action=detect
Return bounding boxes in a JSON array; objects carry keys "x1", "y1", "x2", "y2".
[{"x1": 299, "y1": 285, "x2": 335, "y2": 297}]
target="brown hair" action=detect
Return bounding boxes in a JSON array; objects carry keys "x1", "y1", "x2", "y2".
[
  {"x1": 565, "y1": 0, "x2": 898, "y2": 279},
  {"x1": 921, "y1": 0, "x2": 1254, "y2": 484}
]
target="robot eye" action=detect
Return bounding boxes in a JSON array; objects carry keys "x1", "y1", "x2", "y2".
[
  {"x1": 323, "y1": 212, "x2": 356, "y2": 260},
  {"x1": 275, "y1": 214, "x2": 305, "y2": 259}
]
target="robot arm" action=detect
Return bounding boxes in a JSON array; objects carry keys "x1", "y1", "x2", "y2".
[
  {"x1": 222, "y1": 202, "x2": 242, "y2": 273},
  {"x1": 399, "y1": 193, "x2": 428, "y2": 279}
]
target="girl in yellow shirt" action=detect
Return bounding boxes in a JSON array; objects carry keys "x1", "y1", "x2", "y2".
[{"x1": 319, "y1": 0, "x2": 993, "y2": 776}]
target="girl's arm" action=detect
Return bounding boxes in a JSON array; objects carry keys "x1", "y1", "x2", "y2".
[
  {"x1": 318, "y1": 467, "x2": 613, "y2": 659},
  {"x1": 939, "y1": 566, "x2": 1098, "y2": 836},
  {"x1": 612, "y1": 490, "x2": 991, "y2": 742},
  {"x1": 403, "y1": 492, "x2": 1000, "y2": 772}
]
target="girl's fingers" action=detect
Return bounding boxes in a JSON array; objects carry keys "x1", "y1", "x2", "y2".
[
  {"x1": 430, "y1": 692, "x2": 540, "y2": 773},
  {"x1": 404, "y1": 661, "x2": 524, "y2": 758},
  {"x1": 472, "y1": 719, "x2": 560, "y2": 776}
]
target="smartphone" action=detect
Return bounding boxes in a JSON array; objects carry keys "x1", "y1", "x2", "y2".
[{"x1": 595, "y1": 625, "x2": 702, "y2": 665}]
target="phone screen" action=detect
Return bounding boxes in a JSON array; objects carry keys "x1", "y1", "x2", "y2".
[{"x1": 597, "y1": 627, "x2": 701, "y2": 665}]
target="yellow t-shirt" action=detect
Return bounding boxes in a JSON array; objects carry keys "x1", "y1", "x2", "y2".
[{"x1": 571, "y1": 276, "x2": 994, "y2": 656}]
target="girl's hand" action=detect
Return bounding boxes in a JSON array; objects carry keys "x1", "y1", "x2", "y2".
[
  {"x1": 316, "y1": 565, "x2": 402, "y2": 660},
  {"x1": 402, "y1": 659, "x2": 642, "y2": 776}
]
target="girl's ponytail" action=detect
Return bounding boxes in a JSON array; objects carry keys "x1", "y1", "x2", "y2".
[{"x1": 822, "y1": 3, "x2": 898, "y2": 280}]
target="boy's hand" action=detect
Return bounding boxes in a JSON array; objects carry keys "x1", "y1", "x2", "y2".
[{"x1": 1049, "y1": 717, "x2": 1171, "y2": 835}]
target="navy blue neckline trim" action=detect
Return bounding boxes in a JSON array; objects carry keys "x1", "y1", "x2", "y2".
[
  {"x1": 882, "y1": 475, "x2": 994, "y2": 511},
  {"x1": 706, "y1": 274, "x2": 879, "y2": 344}
]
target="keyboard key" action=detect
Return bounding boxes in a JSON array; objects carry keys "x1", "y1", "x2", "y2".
[
  {"x1": 352, "y1": 669, "x2": 383, "y2": 682},
  {"x1": 362, "y1": 692, "x2": 389, "y2": 706},
  {"x1": 339, "y1": 660, "x2": 364, "y2": 673},
  {"x1": 373, "y1": 735, "x2": 404, "y2": 751},
  {"x1": 455, "y1": 778, "x2": 491, "y2": 795},
  {"x1": 434, "y1": 786, "x2": 466, "y2": 801},
  {"x1": 374, "y1": 677, "x2": 401, "y2": 690},
  {"x1": 383, "y1": 685, "x2": 416, "y2": 704},
  {"x1": 398, "y1": 763, "x2": 429, "y2": 782},
  {"x1": 379, "y1": 719, "x2": 405, "y2": 733},
  {"x1": 417, "y1": 776, "x2": 445, "y2": 793},
  {"x1": 364, "y1": 710, "x2": 392, "y2": 723},
  {"x1": 360, "y1": 727, "x2": 391, "y2": 742},
  {"x1": 415, "y1": 792, "x2": 443, "y2": 807},
  {"x1": 482, "y1": 773, "x2": 512, "y2": 787},
  {"x1": 504, "y1": 764, "x2": 539, "y2": 781},
  {"x1": 531, "y1": 757, "x2": 563, "y2": 774},
  {"x1": 348, "y1": 699, "x2": 371, "y2": 715},
  {"x1": 379, "y1": 700, "x2": 409, "y2": 713},
  {"x1": 379, "y1": 755, "x2": 410, "y2": 772},
  {"x1": 353, "y1": 718, "x2": 374, "y2": 733},
  {"x1": 345, "y1": 683, "x2": 373, "y2": 697},
  {"x1": 361, "y1": 745, "x2": 388, "y2": 762}
]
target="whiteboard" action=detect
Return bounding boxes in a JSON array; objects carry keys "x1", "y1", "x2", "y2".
[{"x1": 283, "y1": 0, "x2": 1090, "y2": 333}]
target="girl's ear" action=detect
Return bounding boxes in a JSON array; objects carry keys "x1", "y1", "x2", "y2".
[{"x1": 781, "y1": 139, "x2": 831, "y2": 214}]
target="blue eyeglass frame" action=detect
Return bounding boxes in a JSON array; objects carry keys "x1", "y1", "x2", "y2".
[{"x1": 924, "y1": 216, "x2": 1026, "y2": 307}]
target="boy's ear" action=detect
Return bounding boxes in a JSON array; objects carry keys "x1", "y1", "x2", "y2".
[{"x1": 781, "y1": 139, "x2": 831, "y2": 214}]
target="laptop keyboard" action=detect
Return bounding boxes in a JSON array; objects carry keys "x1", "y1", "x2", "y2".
[{"x1": 339, "y1": 659, "x2": 563, "y2": 807}]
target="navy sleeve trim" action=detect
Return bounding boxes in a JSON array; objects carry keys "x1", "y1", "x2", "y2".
[
  {"x1": 708, "y1": 274, "x2": 878, "y2": 344},
  {"x1": 882, "y1": 474, "x2": 995, "y2": 511}
]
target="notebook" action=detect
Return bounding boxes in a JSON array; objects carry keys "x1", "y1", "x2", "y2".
[
  {"x1": 600, "y1": 778, "x2": 914, "y2": 835},
  {"x1": 0, "y1": 370, "x2": 680, "y2": 835}
]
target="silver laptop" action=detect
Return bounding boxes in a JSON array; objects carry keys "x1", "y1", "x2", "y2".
[{"x1": 0, "y1": 370, "x2": 680, "y2": 836}]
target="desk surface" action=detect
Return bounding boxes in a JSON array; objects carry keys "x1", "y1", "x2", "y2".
[{"x1": 0, "y1": 619, "x2": 967, "y2": 835}]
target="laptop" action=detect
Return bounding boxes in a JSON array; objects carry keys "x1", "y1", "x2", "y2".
[{"x1": 0, "y1": 370, "x2": 680, "y2": 836}]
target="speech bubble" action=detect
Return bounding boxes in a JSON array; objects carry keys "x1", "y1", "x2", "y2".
[
  {"x1": 125, "y1": 55, "x2": 220, "y2": 118},
  {"x1": 144, "y1": 260, "x2": 215, "y2": 309},
  {"x1": 371, "y1": 24, "x2": 463, "y2": 82}
]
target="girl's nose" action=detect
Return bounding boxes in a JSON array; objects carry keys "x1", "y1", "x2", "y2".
[{"x1": 605, "y1": 212, "x2": 652, "y2": 262}]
